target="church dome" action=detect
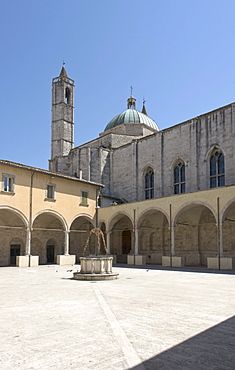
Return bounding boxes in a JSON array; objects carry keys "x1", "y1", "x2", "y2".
[{"x1": 104, "y1": 95, "x2": 159, "y2": 132}]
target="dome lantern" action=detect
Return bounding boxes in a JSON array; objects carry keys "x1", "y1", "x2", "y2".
[
  {"x1": 127, "y1": 95, "x2": 136, "y2": 109},
  {"x1": 127, "y1": 86, "x2": 136, "y2": 109}
]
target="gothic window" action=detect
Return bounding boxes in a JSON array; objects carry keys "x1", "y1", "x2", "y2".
[
  {"x1": 210, "y1": 150, "x2": 225, "y2": 188},
  {"x1": 65, "y1": 87, "x2": 70, "y2": 104},
  {"x1": 145, "y1": 168, "x2": 154, "y2": 199},
  {"x1": 174, "y1": 161, "x2": 185, "y2": 194}
]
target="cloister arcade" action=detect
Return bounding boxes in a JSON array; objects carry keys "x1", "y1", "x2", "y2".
[
  {"x1": 1, "y1": 192, "x2": 235, "y2": 268},
  {"x1": 0, "y1": 207, "x2": 97, "y2": 266},
  {"x1": 99, "y1": 192, "x2": 235, "y2": 268}
]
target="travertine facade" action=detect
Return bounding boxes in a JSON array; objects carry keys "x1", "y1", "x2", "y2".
[
  {"x1": 0, "y1": 67, "x2": 234, "y2": 268},
  {"x1": 48, "y1": 67, "x2": 235, "y2": 268},
  {"x1": 49, "y1": 68, "x2": 235, "y2": 205}
]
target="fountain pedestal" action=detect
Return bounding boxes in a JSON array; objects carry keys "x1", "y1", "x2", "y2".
[{"x1": 73, "y1": 256, "x2": 119, "y2": 281}]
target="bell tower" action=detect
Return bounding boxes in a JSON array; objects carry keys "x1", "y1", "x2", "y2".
[{"x1": 51, "y1": 66, "x2": 74, "y2": 160}]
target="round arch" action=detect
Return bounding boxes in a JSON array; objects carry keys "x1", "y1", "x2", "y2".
[
  {"x1": 174, "y1": 201, "x2": 217, "y2": 266},
  {"x1": 173, "y1": 201, "x2": 217, "y2": 226},
  {"x1": 69, "y1": 214, "x2": 95, "y2": 262},
  {"x1": 98, "y1": 219, "x2": 107, "y2": 229},
  {"x1": 221, "y1": 199, "x2": 235, "y2": 257},
  {"x1": 32, "y1": 210, "x2": 66, "y2": 264},
  {"x1": 69, "y1": 213, "x2": 94, "y2": 230},
  {"x1": 33, "y1": 209, "x2": 68, "y2": 231},
  {"x1": 0, "y1": 207, "x2": 28, "y2": 266},
  {"x1": 137, "y1": 207, "x2": 170, "y2": 228},
  {"x1": 221, "y1": 198, "x2": 235, "y2": 223},
  {"x1": 137, "y1": 207, "x2": 170, "y2": 264},
  {"x1": 108, "y1": 211, "x2": 133, "y2": 232},
  {"x1": 108, "y1": 212, "x2": 134, "y2": 263},
  {"x1": 0, "y1": 206, "x2": 28, "y2": 227}
]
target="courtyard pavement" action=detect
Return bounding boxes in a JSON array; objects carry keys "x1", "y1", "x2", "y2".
[{"x1": 0, "y1": 264, "x2": 235, "y2": 370}]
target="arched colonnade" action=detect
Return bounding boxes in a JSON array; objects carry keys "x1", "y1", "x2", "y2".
[
  {"x1": 99, "y1": 198, "x2": 235, "y2": 266},
  {"x1": 1, "y1": 197, "x2": 235, "y2": 267},
  {"x1": 0, "y1": 207, "x2": 97, "y2": 266}
]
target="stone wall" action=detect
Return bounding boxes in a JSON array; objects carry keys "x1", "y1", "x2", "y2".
[{"x1": 52, "y1": 103, "x2": 235, "y2": 204}]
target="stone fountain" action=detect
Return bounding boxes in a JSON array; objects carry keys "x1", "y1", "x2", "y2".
[{"x1": 73, "y1": 228, "x2": 118, "y2": 280}]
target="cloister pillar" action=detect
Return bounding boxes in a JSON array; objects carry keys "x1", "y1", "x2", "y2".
[
  {"x1": 170, "y1": 204, "x2": 175, "y2": 257},
  {"x1": 26, "y1": 228, "x2": 31, "y2": 256},
  {"x1": 171, "y1": 225, "x2": 175, "y2": 257},
  {"x1": 219, "y1": 223, "x2": 223, "y2": 257},
  {"x1": 64, "y1": 230, "x2": 69, "y2": 255},
  {"x1": 106, "y1": 231, "x2": 111, "y2": 254},
  {"x1": 57, "y1": 230, "x2": 76, "y2": 265},
  {"x1": 17, "y1": 228, "x2": 39, "y2": 267},
  {"x1": 134, "y1": 227, "x2": 139, "y2": 255}
]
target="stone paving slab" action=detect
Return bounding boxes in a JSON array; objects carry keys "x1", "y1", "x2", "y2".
[{"x1": 0, "y1": 265, "x2": 235, "y2": 369}]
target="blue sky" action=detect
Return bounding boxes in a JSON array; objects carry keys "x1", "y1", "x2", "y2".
[{"x1": 1, "y1": 0, "x2": 235, "y2": 169}]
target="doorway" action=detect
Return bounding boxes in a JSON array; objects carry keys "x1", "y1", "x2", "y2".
[
  {"x1": 47, "y1": 245, "x2": 55, "y2": 263},
  {"x1": 122, "y1": 230, "x2": 131, "y2": 254},
  {"x1": 10, "y1": 245, "x2": 21, "y2": 265}
]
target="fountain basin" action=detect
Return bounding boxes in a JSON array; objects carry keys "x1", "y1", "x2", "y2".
[{"x1": 73, "y1": 256, "x2": 119, "y2": 281}]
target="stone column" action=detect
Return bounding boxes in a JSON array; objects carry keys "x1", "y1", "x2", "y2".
[
  {"x1": 219, "y1": 223, "x2": 223, "y2": 257},
  {"x1": 171, "y1": 224, "x2": 175, "y2": 256},
  {"x1": 106, "y1": 231, "x2": 111, "y2": 254},
  {"x1": 26, "y1": 228, "x2": 31, "y2": 256},
  {"x1": 134, "y1": 227, "x2": 139, "y2": 255},
  {"x1": 64, "y1": 231, "x2": 69, "y2": 255}
]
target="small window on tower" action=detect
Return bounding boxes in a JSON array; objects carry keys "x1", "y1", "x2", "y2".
[{"x1": 65, "y1": 87, "x2": 70, "y2": 104}]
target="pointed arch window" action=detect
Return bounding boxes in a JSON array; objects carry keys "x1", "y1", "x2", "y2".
[
  {"x1": 174, "y1": 161, "x2": 185, "y2": 194},
  {"x1": 145, "y1": 168, "x2": 154, "y2": 199},
  {"x1": 210, "y1": 150, "x2": 225, "y2": 188}
]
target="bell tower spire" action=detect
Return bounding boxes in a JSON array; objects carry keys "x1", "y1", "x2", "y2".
[{"x1": 51, "y1": 66, "x2": 75, "y2": 161}]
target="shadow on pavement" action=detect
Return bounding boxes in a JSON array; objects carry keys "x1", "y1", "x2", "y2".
[{"x1": 130, "y1": 316, "x2": 235, "y2": 370}]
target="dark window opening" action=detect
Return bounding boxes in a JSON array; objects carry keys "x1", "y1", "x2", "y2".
[
  {"x1": 210, "y1": 150, "x2": 225, "y2": 188},
  {"x1": 174, "y1": 161, "x2": 185, "y2": 194},
  {"x1": 65, "y1": 87, "x2": 70, "y2": 104},
  {"x1": 145, "y1": 169, "x2": 154, "y2": 199}
]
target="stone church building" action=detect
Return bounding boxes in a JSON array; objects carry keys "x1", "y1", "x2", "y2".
[
  {"x1": 47, "y1": 66, "x2": 235, "y2": 268},
  {"x1": 0, "y1": 66, "x2": 235, "y2": 268}
]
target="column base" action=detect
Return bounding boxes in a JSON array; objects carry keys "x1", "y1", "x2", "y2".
[
  {"x1": 207, "y1": 257, "x2": 219, "y2": 269},
  {"x1": 162, "y1": 256, "x2": 185, "y2": 267},
  {"x1": 220, "y1": 257, "x2": 235, "y2": 270},
  {"x1": 16, "y1": 255, "x2": 39, "y2": 267},
  {"x1": 172, "y1": 256, "x2": 185, "y2": 268},
  {"x1": 16, "y1": 255, "x2": 29, "y2": 267},
  {"x1": 162, "y1": 256, "x2": 171, "y2": 267},
  {"x1": 56, "y1": 255, "x2": 76, "y2": 266},
  {"x1": 127, "y1": 255, "x2": 146, "y2": 266},
  {"x1": 29, "y1": 255, "x2": 39, "y2": 267},
  {"x1": 207, "y1": 257, "x2": 235, "y2": 270}
]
